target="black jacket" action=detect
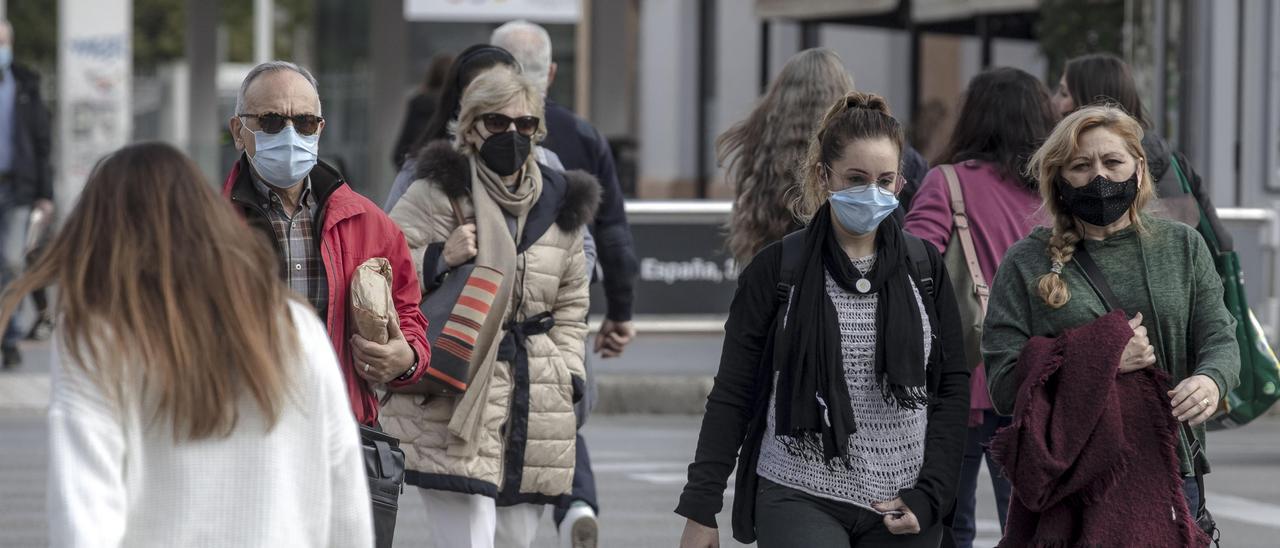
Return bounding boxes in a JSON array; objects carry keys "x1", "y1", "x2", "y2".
[
  {"x1": 1143, "y1": 133, "x2": 1234, "y2": 251},
  {"x1": 540, "y1": 100, "x2": 638, "y2": 321},
  {"x1": 891, "y1": 144, "x2": 931, "y2": 225},
  {"x1": 675, "y1": 232, "x2": 970, "y2": 543},
  {"x1": 4, "y1": 64, "x2": 53, "y2": 205},
  {"x1": 392, "y1": 92, "x2": 438, "y2": 170}
]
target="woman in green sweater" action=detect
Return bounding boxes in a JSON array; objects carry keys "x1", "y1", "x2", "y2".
[{"x1": 982, "y1": 105, "x2": 1240, "y2": 514}]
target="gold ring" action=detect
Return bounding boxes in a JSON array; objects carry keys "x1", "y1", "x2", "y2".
[
  {"x1": 1200, "y1": 397, "x2": 1211, "y2": 408},
  {"x1": 364, "y1": 363, "x2": 371, "y2": 373}
]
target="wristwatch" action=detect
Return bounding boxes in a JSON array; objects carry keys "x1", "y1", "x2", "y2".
[{"x1": 394, "y1": 351, "x2": 419, "y2": 382}]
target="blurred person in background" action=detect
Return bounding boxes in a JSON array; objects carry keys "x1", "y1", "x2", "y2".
[
  {"x1": 1052, "y1": 53, "x2": 1232, "y2": 251},
  {"x1": 2, "y1": 142, "x2": 372, "y2": 547},
  {"x1": 678, "y1": 92, "x2": 968, "y2": 548},
  {"x1": 0, "y1": 19, "x2": 53, "y2": 369},
  {"x1": 903, "y1": 67, "x2": 1057, "y2": 547},
  {"x1": 717, "y1": 48, "x2": 929, "y2": 270},
  {"x1": 491, "y1": 20, "x2": 641, "y2": 548},
  {"x1": 385, "y1": 65, "x2": 598, "y2": 548},
  {"x1": 393, "y1": 53, "x2": 455, "y2": 170}
]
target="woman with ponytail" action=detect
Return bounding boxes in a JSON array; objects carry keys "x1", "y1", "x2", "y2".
[
  {"x1": 677, "y1": 92, "x2": 970, "y2": 548},
  {"x1": 982, "y1": 105, "x2": 1240, "y2": 518}
]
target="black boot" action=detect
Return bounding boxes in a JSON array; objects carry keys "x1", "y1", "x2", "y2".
[{"x1": 2, "y1": 345, "x2": 21, "y2": 370}]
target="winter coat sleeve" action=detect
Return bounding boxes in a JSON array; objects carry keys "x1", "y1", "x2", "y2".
[
  {"x1": 675, "y1": 244, "x2": 780, "y2": 529},
  {"x1": 34, "y1": 83, "x2": 54, "y2": 203},
  {"x1": 902, "y1": 167, "x2": 955, "y2": 254},
  {"x1": 388, "y1": 180, "x2": 451, "y2": 294},
  {"x1": 1187, "y1": 230, "x2": 1241, "y2": 399},
  {"x1": 898, "y1": 243, "x2": 970, "y2": 529},
  {"x1": 588, "y1": 130, "x2": 639, "y2": 322},
  {"x1": 47, "y1": 338, "x2": 129, "y2": 548},
  {"x1": 550, "y1": 229, "x2": 592, "y2": 391},
  {"x1": 982, "y1": 249, "x2": 1036, "y2": 416}
]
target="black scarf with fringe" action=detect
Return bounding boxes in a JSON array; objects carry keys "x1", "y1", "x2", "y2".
[{"x1": 773, "y1": 203, "x2": 930, "y2": 463}]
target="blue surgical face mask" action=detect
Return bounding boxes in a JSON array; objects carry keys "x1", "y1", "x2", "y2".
[
  {"x1": 0, "y1": 46, "x2": 12, "y2": 69},
  {"x1": 828, "y1": 182, "x2": 899, "y2": 235},
  {"x1": 241, "y1": 121, "x2": 319, "y2": 189}
]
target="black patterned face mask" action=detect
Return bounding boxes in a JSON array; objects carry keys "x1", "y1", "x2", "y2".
[{"x1": 1057, "y1": 172, "x2": 1139, "y2": 227}]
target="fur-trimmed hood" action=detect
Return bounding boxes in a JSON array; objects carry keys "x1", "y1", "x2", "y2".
[{"x1": 412, "y1": 139, "x2": 599, "y2": 231}]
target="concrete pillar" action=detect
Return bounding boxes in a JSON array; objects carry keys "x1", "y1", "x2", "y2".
[
  {"x1": 254, "y1": 0, "x2": 273, "y2": 64},
  {"x1": 186, "y1": 0, "x2": 220, "y2": 183},
  {"x1": 366, "y1": 0, "x2": 407, "y2": 203},
  {"x1": 637, "y1": 0, "x2": 700, "y2": 198}
]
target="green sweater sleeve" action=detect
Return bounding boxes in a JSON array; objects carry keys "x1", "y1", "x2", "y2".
[
  {"x1": 1188, "y1": 234, "x2": 1241, "y2": 399},
  {"x1": 982, "y1": 249, "x2": 1036, "y2": 416}
]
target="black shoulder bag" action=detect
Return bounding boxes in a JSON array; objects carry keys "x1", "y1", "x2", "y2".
[{"x1": 1073, "y1": 246, "x2": 1221, "y2": 547}]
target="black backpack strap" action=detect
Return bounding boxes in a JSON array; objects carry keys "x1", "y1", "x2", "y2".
[
  {"x1": 902, "y1": 234, "x2": 936, "y2": 299},
  {"x1": 776, "y1": 229, "x2": 807, "y2": 329}
]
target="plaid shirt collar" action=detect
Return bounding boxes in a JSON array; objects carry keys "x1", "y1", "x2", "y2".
[{"x1": 251, "y1": 172, "x2": 316, "y2": 214}]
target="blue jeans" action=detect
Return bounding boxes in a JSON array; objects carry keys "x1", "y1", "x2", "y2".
[
  {"x1": 0, "y1": 191, "x2": 30, "y2": 348},
  {"x1": 953, "y1": 410, "x2": 1013, "y2": 548}
]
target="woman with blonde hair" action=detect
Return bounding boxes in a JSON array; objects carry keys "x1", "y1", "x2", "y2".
[
  {"x1": 3, "y1": 142, "x2": 372, "y2": 547},
  {"x1": 719, "y1": 48, "x2": 929, "y2": 266},
  {"x1": 678, "y1": 92, "x2": 969, "y2": 548},
  {"x1": 386, "y1": 65, "x2": 598, "y2": 547},
  {"x1": 983, "y1": 105, "x2": 1239, "y2": 545}
]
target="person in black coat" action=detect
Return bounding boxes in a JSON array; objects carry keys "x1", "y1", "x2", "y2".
[
  {"x1": 0, "y1": 20, "x2": 54, "y2": 369},
  {"x1": 391, "y1": 53, "x2": 453, "y2": 170},
  {"x1": 677, "y1": 91, "x2": 969, "y2": 548}
]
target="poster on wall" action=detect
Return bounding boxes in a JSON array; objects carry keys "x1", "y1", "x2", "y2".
[
  {"x1": 405, "y1": 0, "x2": 581, "y2": 23},
  {"x1": 57, "y1": 0, "x2": 131, "y2": 212}
]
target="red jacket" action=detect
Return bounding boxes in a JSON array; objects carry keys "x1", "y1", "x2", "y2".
[{"x1": 224, "y1": 157, "x2": 431, "y2": 426}]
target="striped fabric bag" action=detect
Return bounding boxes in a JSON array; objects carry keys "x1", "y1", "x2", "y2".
[{"x1": 419, "y1": 265, "x2": 504, "y2": 394}]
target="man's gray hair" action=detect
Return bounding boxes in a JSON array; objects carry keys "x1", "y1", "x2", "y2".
[
  {"x1": 490, "y1": 20, "x2": 552, "y2": 92},
  {"x1": 235, "y1": 60, "x2": 321, "y2": 115}
]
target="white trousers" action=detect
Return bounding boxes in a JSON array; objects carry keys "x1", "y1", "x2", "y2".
[{"x1": 418, "y1": 488, "x2": 544, "y2": 548}]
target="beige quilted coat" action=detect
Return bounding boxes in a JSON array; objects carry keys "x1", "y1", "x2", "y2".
[{"x1": 382, "y1": 142, "x2": 596, "y2": 503}]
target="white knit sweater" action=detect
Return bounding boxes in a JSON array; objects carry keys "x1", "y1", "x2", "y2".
[
  {"x1": 757, "y1": 256, "x2": 931, "y2": 510},
  {"x1": 46, "y1": 301, "x2": 373, "y2": 548}
]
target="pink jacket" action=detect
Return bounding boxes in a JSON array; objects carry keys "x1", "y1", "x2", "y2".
[{"x1": 904, "y1": 160, "x2": 1042, "y2": 417}]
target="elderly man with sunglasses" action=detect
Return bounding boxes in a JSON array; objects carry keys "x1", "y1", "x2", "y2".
[{"x1": 224, "y1": 61, "x2": 432, "y2": 426}]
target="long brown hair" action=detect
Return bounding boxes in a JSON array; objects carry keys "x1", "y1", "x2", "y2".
[
  {"x1": 792, "y1": 91, "x2": 904, "y2": 222},
  {"x1": 719, "y1": 48, "x2": 854, "y2": 264},
  {"x1": 0, "y1": 142, "x2": 298, "y2": 439},
  {"x1": 1025, "y1": 105, "x2": 1154, "y2": 308}
]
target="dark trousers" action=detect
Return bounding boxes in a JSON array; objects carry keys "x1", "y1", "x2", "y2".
[
  {"x1": 953, "y1": 410, "x2": 1013, "y2": 547},
  {"x1": 553, "y1": 433, "x2": 600, "y2": 525},
  {"x1": 755, "y1": 478, "x2": 943, "y2": 548}
]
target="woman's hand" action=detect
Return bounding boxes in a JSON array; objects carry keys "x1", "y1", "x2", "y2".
[
  {"x1": 1119, "y1": 312, "x2": 1157, "y2": 373},
  {"x1": 443, "y1": 223, "x2": 477, "y2": 268},
  {"x1": 873, "y1": 498, "x2": 921, "y2": 535},
  {"x1": 1169, "y1": 374, "x2": 1221, "y2": 426},
  {"x1": 679, "y1": 519, "x2": 719, "y2": 548}
]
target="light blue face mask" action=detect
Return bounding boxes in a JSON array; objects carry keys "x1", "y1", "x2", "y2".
[
  {"x1": 829, "y1": 183, "x2": 899, "y2": 235},
  {"x1": 0, "y1": 46, "x2": 12, "y2": 69},
  {"x1": 242, "y1": 121, "x2": 319, "y2": 189}
]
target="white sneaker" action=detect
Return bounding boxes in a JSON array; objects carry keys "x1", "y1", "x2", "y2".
[{"x1": 560, "y1": 501, "x2": 598, "y2": 548}]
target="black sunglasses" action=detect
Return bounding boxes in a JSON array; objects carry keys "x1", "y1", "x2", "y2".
[
  {"x1": 239, "y1": 112, "x2": 324, "y2": 136},
  {"x1": 481, "y1": 113, "x2": 540, "y2": 137}
]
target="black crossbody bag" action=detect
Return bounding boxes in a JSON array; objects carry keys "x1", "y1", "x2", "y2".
[{"x1": 1073, "y1": 246, "x2": 1221, "y2": 547}]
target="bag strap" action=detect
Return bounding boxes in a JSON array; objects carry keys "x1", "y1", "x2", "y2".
[
  {"x1": 776, "y1": 229, "x2": 807, "y2": 329},
  {"x1": 1074, "y1": 245, "x2": 1209, "y2": 519},
  {"x1": 1169, "y1": 155, "x2": 1224, "y2": 255},
  {"x1": 902, "y1": 234, "x2": 936, "y2": 300},
  {"x1": 940, "y1": 164, "x2": 990, "y2": 314},
  {"x1": 447, "y1": 196, "x2": 467, "y2": 227}
]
